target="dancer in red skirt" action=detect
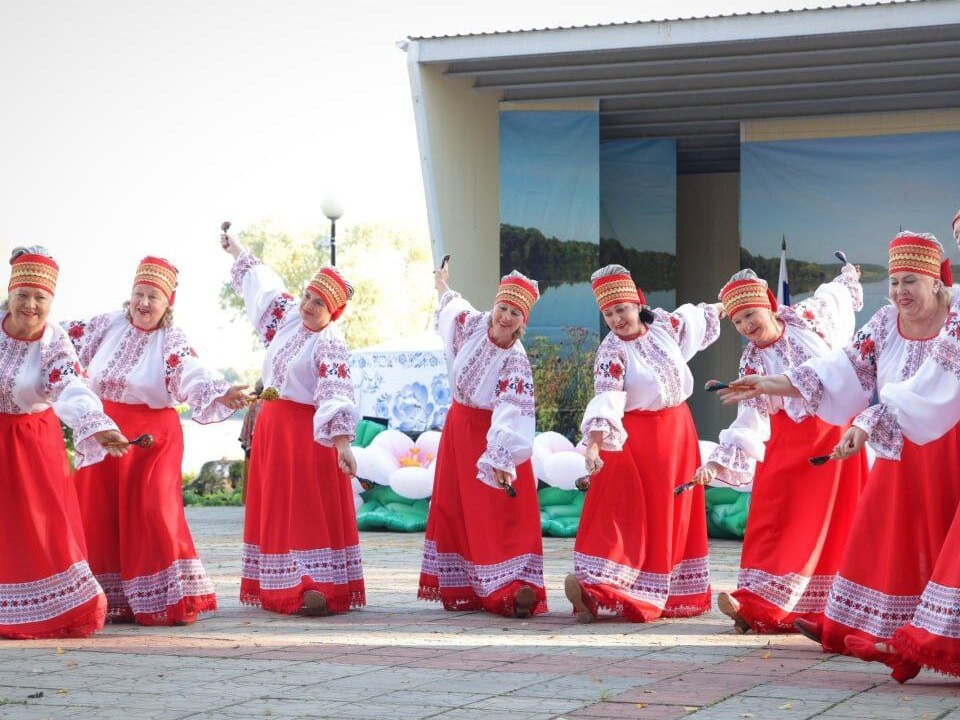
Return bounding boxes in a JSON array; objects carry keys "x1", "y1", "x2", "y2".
[
  {"x1": 222, "y1": 231, "x2": 363, "y2": 616},
  {"x1": 723, "y1": 231, "x2": 960, "y2": 655},
  {"x1": 0, "y1": 247, "x2": 127, "y2": 639},
  {"x1": 696, "y1": 264, "x2": 867, "y2": 634},
  {"x1": 563, "y1": 265, "x2": 721, "y2": 623},
  {"x1": 418, "y1": 260, "x2": 546, "y2": 618},
  {"x1": 64, "y1": 257, "x2": 248, "y2": 626},
  {"x1": 830, "y1": 214, "x2": 960, "y2": 682}
]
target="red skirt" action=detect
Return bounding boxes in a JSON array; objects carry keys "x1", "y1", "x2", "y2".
[
  {"x1": 819, "y1": 426, "x2": 960, "y2": 653},
  {"x1": 892, "y1": 502, "x2": 960, "y2": 678},
  {"x1": 73, "y1": 400, "x2": 216, "y2": 626},
  {"x1": 0, "y1": 409, "x2": 106, "y2": 639},
  {"x1": 241, "y1": 399, "x2": 365, "y2": 614},
  {"x1": 573, "y1": 404, "x2": 711, "y2": 622},
  {"x1": 733, "y1": 413, "x2": 868, "y2": 633},
  {"x1": 418, "y1": 401, "x2": 546, "y2": 617}
]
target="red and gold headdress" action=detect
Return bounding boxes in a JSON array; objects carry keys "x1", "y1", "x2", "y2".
[
  {"x1": 495, "y1": 270, "x2": 540, "y2": 322},
  {"x1": 134, "y1": 256, "x2": 179, "y2": 305},
  {"x1": 888, "y1": 232, "x2": 951, "y2": 284},
  {"x1": 307, "y1": 266, "x2": 353, "y2": 321},
  {"x1": 9, "y1": 251, "x2": 59, "y2": 296},
  {"x1": 719, "y1": 276, "x2": 777, "y2": 319},
  {"x1": 590, "y1": 265, "x2": 645, "y2": 310}
]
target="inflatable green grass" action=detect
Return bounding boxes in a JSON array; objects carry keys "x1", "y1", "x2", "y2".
[{"x1": 704, "y1": 487, "x2": 750, "y2": 539}]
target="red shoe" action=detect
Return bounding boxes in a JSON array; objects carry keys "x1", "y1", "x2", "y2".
[
  {"x1": 844, "y1": 636, "x2": 921, "y2": 684},
  {"x1": 793, "y1": 618, "x2": 822, "y2": 644}
]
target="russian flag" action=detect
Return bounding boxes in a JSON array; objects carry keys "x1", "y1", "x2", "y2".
[{"x1": 776, "y1": 236, "x2": 790, "y2": 307}]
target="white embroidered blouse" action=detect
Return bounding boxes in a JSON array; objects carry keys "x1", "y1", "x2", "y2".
[
  {"x1": 708, "y1": 268, "x2": 863, "y2": 485},
  {"x1": 0, "y1": 313, "x2": 117, "y2": 468},
  {"x1": 63, "y1": 311, "x2": 233, "y2": 425},
  {"x1": 231, "y1": 251, "x2": 358, "y2": 445},
  {"x1": 436, "y1": 289, "x2": 535, "y2": 489},
  {"x1": 579, "y1": 303, "x2": 721, "y2": 451},
  {"x1": 787, "y1": 287, "x2": 960, "y2": 460}
]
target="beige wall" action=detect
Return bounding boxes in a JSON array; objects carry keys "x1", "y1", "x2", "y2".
[
  {"x1": 743, "y1": 108, "x2": 960, "y2": 142},
  {"x1": 410, "y1": 60, "x2": 501, "y2": 308},
  {"x1": 677, "y1": 172, "x2": 741, "y2": 441}
]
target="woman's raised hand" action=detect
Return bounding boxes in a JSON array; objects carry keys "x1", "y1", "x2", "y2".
[
  {"x1": 220, "y1": 231, "x2": 244, "y2": 258},
  {"x1": 691, "y1": 461, "x2": 721, "y2": 486},
  {"x1": 434, "y1": 259, "x2": 450, "y2": 293}
]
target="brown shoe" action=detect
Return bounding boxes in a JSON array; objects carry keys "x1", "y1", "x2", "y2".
[
  {"x1": 298, "y1": 589, "x2": 329, "y2": 617},
  {"x1": 514, "y1": 585, "x2": 536, "y2": 619},
  {"x1": 564, "y1": 574, "x2": 596, "y2": 624},
  {"x1": 717, "y1": 592, "x2": 750, "y2": 634}
]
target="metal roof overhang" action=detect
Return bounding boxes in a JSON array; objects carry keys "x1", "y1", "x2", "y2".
[{"x1": 409, "y1": 2, "x2": 960, "y2": 174}]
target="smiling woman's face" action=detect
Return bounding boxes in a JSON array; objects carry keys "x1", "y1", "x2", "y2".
[
  {"x1": 731, "y1": 306, "x2": 780, "y2": 345},
  {"x1": 129, "y1": 283, "x2": 169, "y2": 331},
  {"x1": 6, "y1": 286, "x2": 52, "y2": 338}
]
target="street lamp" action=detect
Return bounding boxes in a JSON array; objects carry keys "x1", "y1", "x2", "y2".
[{"x1": 321, "y1": 195, "x2": 344, "y2": 266}]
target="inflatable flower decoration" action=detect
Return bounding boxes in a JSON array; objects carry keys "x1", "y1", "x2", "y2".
[
  {"x1": 531, "y1": 432, "x2": 587, "y2": 490},
  {"x1": 354, "y1": 429, "x2": 440, "y2": 500}
]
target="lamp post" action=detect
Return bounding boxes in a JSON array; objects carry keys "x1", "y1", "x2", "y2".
[{"x1": 321, "y1": 195, "x2": 344, "y2": 266}]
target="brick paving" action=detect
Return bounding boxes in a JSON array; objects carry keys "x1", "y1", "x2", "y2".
[{"x1": 1, "y1": 507, "x2": 958, "y2": 719}]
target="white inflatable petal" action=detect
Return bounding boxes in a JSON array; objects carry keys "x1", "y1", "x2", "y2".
[
  {"x1": 865, "y1": 443, "x2": 876, "y2": 471},
  {"x1": 542, "y1": 451, "x2": 590, "y2": 490},
  {"x1": 353, "y1": 492, "x2": 363, "y2": 514},
  {"x1": 356, "y1": 445, "x2": 401, "y2": 485},
  {"x1": 534, "y1": 431, "x2": 575, "y2": 454},
  {"x1": 414, "y1": 430, "x2": 442, "y2": 463},
  {"x1": 370, "y1": 428, "x2": 414, "y2": 457},
  {"x1": 388, "y1": 466, "x2": 435, "y2": 500},
  {"x1": 351, "y1": 477, "x2": 363, "y2": 495}
]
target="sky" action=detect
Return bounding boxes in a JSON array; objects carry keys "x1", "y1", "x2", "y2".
[{"x1": 0, "y1": 0, "x2": 838, "y2": 370}]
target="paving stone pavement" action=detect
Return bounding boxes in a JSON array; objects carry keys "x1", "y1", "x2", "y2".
[{"x1": 2, "y1": 506, "x2": 959, "y2": 719}]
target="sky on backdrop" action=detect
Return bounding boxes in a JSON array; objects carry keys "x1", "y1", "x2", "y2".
[{"x1": 0, "y1": 0, "x2": 836, "y2": 369}]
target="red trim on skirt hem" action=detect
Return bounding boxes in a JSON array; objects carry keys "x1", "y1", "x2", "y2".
[
  {"x1": 893, "y1": 626, "x2": 960, "y2": 679},
  {"x1": 241, "y1": 579, "x2": 366, "y2": 614},
  {"x1": 733, "y1": 589, "x2": 823, "y2": 634},
  {"x1": 418, "y1": 576, "x2": 547, "y2": 617},
  {"x1": 0, "y1": 594, "x2": 106, "y2": 640}
]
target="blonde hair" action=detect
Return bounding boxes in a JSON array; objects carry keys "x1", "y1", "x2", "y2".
[
  {"x1": 487, "y1": 313, "x2": 525, "y2": 340},
  {"x1": 123, "y1": 300, "x2": 174, "y2": 329}
]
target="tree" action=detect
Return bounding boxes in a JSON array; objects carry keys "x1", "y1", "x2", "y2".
[{"x1": 219, "y1": 220, "x2": 435, "y2": 350}]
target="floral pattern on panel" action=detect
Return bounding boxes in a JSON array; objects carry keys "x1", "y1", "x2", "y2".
[
  {"x1": 313, "y1": 337, "x2": 358, "y2": 439},
  {"x1": 455, "y1": 339, "x2": 501, "y2": 406},
  {"x1": 39, "y1": 333, "x2": 84, "y2": 402},
  {"x1": 911, "y1": 580, "x2": 960, "y2": 639},
  {"x1": 854, "y1": 403, "x2": 903, "y2": 460},
  {"x1": 494, "y1": 352, "x2": 535, "y2": 419},
  {"x1": 0, "y1": 331, "x2": 30, "y2": 414},
  {"x1": 420, "y1": 540, "x2": 544, "y2": 597},
  {"x1": 267, "y1": 325, "x2": 312, "y2": 393},
  {"x1": 95, "y1": 324, "x2": 151, "y2": 402},
  {"x1": 843, "y1": 309, "x2": 891, "y2": 394},
  {"x1": 825, "y1": 574, "x2": 919, "y2": 640},
  {"x1": 634, "y1": 332, "x2": 685, "y2": 408},
  {"x1": 230, "y1": 251, "x2": 260, "y2": 294},
  {"x1": 592, "y1": 334, "x2": 627, "y2": 394},
  {"x1": 0, "y1": 561, "x2": 102, "y2": 626},
  {"x1": 899, "y1": 336, "x2": 932, "y2": 383},
  {"x1": 785, "y1": 365, "x2": 826, "y2": 416},
  {"x1": 737, "y1": 568, "x2": 834, "y2": 614},
  {"x1": 63, "y1": 313, "x2": 113, "y2": 366},
  {"x1": 452, "y1": 310, "x2": 486, "y2": 358}
]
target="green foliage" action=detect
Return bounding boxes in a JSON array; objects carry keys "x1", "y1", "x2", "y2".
[
  {"x1": 182, "y1": 488, "x2": 243, "y2": 506},
  {"x1": 527, "y1": 326, "x2": 598, "y2": 441},
  {"x1": 219, "y1": 220, "x2": 434, "y2": 351},
  {"x1": 739, "y1": 247, "x2": 887, "y2": 294},
  {"x1": 181, "y1": 471, "x2": 197, "y2": 487}
]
